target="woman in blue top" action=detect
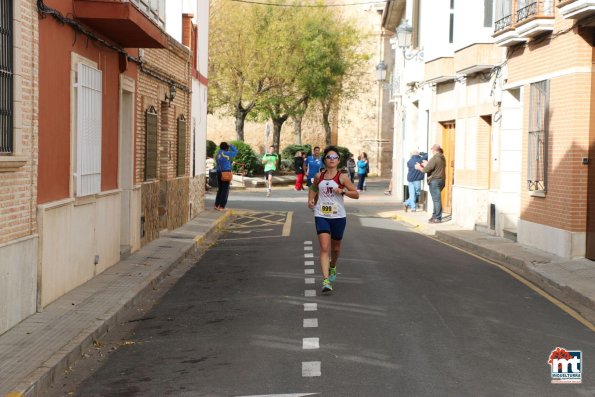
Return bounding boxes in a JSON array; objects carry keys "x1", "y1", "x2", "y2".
[
  {"x1": 214, "y1": 142, "x2": 238, "y2": 211},
  {"x1": 356, "y1": 153, "x2": 368, "y2": 191}
]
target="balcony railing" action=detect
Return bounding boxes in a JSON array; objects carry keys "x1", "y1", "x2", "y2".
[
  {"x1": 517, "y1": 1, "x2": 555, "y2": 23},
  {"x1": 127, "y1": 0, "x2": 165, "y2": 29},
  {"x1": 494, "y1": 14, "x2": 514, "y2": 33}
]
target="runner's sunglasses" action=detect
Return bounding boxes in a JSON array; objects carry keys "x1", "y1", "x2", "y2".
[{"x1": 325, "y1": 155, "x2": 340, "y2": 160}]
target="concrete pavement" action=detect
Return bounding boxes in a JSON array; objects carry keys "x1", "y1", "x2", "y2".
[{"x1": 1, "y1": 179, "x2": 594, "y2": 396}]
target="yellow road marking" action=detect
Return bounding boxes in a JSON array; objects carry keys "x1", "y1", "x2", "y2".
[
  {"x1": 283, "y1": 211, "x2": 293, "y2": 236},
  {"x1": 390, "y1": 213, "x2": 595, "y2": 332},
  {"x1": 435, "y1": 237, "x2": 595, "y2": 333}
]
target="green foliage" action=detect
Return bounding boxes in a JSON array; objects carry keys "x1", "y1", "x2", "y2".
[
  {"x1": 280, "y1": 159, "x2": 294, "y2": 172},
  {"x1": 281, "y1": 144, "x2": 312, "y2": 160},
  {"x1": 229, "y1": 140, "x2": 262, "y2": 176},
  {"x1": 206, "y1": 140, "x2": 217, "y2": 158},
  {"x1": 334, "y1": 146, "x2": 352, "y2": 170},
  {"x1": 210, "y1": 0, "x2": 369, "y2": 143}
]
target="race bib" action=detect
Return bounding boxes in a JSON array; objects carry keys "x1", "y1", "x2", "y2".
[{"x1": 320, "y1": 202, "x2": 337, "y2": 216}]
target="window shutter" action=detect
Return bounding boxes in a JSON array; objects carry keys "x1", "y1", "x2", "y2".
[
  {"x1": 177, "y1": 115, "x2": 186, "y2": 177},
  {"x1": 145, "y1": 106, "x2": 158, "y2": 180},
  {"x1": 76, "y1": 63, "x2": 102, "y2": 196}
]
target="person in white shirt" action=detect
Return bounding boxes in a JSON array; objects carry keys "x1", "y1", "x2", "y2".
[{"x1": 308, "y1": 146, "x2": 359, "y2": 293}]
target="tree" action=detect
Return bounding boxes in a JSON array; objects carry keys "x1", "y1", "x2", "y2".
[{"x1": 208, "y1": 0, "x2": 276, "y2": 140}]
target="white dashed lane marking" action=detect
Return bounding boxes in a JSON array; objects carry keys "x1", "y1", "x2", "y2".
[
  {"x1": 305, "y1": 278, "x2": 315, "y2": 284},
  {"x1": 303, "y1": 338, "x2": 319, "y2": 349},
  {"x1": 304, "y1": 303, "x2": 317, "y2": 311},
  {"x1": 304, "y1": 241, "x2": 313, "y2": 245},
  {"x1": 303, "y1": 318, "x2": 318, "y2": 328},
  {"x1": 304, "y1": 290, "x2": 316, "y2": 297},
  {"x1": 304, "y1": 246, "x2": 313, "y2": 251},
  {"x1": 304, "y1": 253, "x2": 314, "y2": 258},
  {"x1": 304, "y1": 269, "x2": 314, "y2": 275},
  {"x1": 302, "y1": 361, "x2": 321, "y2": 377},
  {"x1": 304, "y1": 261, "x2": 314, "y2": 266}
]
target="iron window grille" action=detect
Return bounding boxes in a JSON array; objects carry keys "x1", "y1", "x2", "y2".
[
  {"x1": 527, "y1": 80, "x2": 549, "y2": 192},
  {"x1": 177, "y1": 115, "x2": 186, "y2": 177},
  {"x1": 0, "y1": 0, "x2": 13, "y2": 154},
  {"x1": 494, "y1": 0, "x2": 513, "y2": 33},
  {"x1": 145, "y1": 106, "x2": 158, "y2": 180}
]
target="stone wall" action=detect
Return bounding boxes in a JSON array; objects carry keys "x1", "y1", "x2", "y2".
[{"x1": 189, "y1": 175, "x2": 206, "y2": 218}]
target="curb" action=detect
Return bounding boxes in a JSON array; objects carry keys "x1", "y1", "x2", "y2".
[
  {"x1": 434, "y1": 231, "x2": 595, "y2": 326},
  {"x1": 3, "y1": 210, "x2": 233, "y2": 397}
]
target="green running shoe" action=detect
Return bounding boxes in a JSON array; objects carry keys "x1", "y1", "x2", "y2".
[
  {"x1": 329, "y1": 266, "x2": 337, "y2": 282},
  {"x1": 321, "y1": 278, "x2": 332, "y2": 293}
]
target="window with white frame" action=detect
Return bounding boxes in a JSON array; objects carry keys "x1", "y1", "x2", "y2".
[
  {"x1": 75, "y1": 63, "x2": 103, "y2": 196},
  {"x1": 0, "y1": 0, "x2": 13, "y2": 154},
  {"x1": 494, "y1": 0, "x2": 513, "y2": 32},
  {"x1": 527, "y1": 80, "x2": 549, "y2": 192}
]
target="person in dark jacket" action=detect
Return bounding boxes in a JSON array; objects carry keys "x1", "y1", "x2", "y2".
[
  {"x1": 214, "y1": 142, "x2": 238, "y2": 211},
  {"x1": 416, "y1": 144, "x2": 446, "y2": 223},
  {"x1": 346, "y1": 153, "x2": 356, "y2": 183},
  {"x1": 403, "y1": 150, "x2": 425, "y2": 211},
  {"x1": 294, "y1": 151, "x2": 306, "y2": 191}
]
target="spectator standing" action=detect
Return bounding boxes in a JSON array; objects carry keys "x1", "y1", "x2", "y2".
[
  {"x1": 346, "y1": 153, "x2": 356, "y2": 183},
  {"x1": 356, "y1": 153, "x2": 368, "y2": 192},
  {"x1": 294, "y1": 151, "x2": 305, "y2": 191},
  {"x1": 403, "y1": 150, "x2": 425, "y2": 211},
  {"x1": 214, "y1": 142, "x2": 238, "y2": 211},
  {"x1": 305, "y1": 146, "x2": 323, "y2": 187},
  {"x1": 415, "y1": 144, "x2": 446, "y2": 223}
]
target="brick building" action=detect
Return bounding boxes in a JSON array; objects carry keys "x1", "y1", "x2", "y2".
[
  {"x1": 493, "y1": 0, "x2": 595, "y2": 259},
  {"x1": 136, "y1": 39, "x2": 192, "y2": 245},
  {"x1": 0, "y1": 0, "x2": 39, "y2": 335}
]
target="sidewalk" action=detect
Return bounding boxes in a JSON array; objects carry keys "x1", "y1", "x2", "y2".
[
  {"x1": 0, "y1": 209, "x2": 232, "y2": 397},
  {"x1": 382, "y1": 206, "x2": 595, "y2": 328}
]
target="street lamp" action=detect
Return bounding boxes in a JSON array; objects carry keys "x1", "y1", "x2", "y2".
[
  {"x1": 375, "y1": 60, "x2": 388, "y2": 82},
  {"x1": 396, "y1": 19, "x2": 412, "y2": 51}
]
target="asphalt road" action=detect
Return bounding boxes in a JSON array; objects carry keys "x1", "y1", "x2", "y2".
[{"x1": 52, "y1": 182, "x2": 595, "y2": 397}]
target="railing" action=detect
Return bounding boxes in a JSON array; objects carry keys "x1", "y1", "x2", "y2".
[
  {"x1": 494, "y1": 14, "x2": 514, "y2": 33},
  {"x1": 126, "y1": 0, "x2": 165, "y2": 29},
  {"x1": 517, "y1": 1, "x2": 555, "y2": 23},
  {"x1": 0, "y1": 0, "x2": 13, "y2": 154}
]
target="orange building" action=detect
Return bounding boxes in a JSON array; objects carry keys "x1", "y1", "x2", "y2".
[{"x1": 36, "y1": 0, "x2": 168, "y2": 308}]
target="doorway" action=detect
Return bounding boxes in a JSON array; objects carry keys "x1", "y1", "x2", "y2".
[
  {"x1": 119, "y1": 78, "x2": 135, "y2": 253},
  {"x1": 441, "y1": 122, "x2": 455, "y2": 214}
]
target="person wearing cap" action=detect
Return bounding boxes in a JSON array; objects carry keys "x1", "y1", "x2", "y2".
[
  {"x1": 403, "y1": 150, "x2": 425, "y2": 211},
  {"x1": 415, "y1": 144, "x2": 446, "y2": 223}
]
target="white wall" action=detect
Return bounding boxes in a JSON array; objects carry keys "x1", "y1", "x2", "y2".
[
  {"x1": 165, "y1": 0, "x2": 199, "y2": 41},
  {"x1": 454, "y1": 0, "x2": 494, "y2": 50}
]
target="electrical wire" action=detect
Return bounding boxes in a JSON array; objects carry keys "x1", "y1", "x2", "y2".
[{"x1": 36, "y1": 0, "x2": 191, "y2": 93}]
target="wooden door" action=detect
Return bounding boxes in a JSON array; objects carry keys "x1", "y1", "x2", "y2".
[{"x1": 441, "y1": 122, "x2": 455, "y2": 214}]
